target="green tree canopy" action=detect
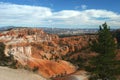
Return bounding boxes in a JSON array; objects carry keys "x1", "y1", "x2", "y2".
[
  {"x1": 0, "y1": 42, "x2": 6, "y2": 59},
  {"x1": 89, "y1": 22, "x2": 120, "y2": 80}
]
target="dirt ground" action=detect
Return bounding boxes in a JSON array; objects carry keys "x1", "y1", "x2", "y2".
[{"x1": 0, "y1": 66, "x2": 47, "y2": 80}]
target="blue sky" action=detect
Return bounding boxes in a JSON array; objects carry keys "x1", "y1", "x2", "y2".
[{"x1": 0, "y1": 0, "x2": 120, "y2": 28}]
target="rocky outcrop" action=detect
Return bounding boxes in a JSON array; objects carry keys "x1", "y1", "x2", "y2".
[
  {"x1": 0, "y1": 28, "x2": 77, "y2": 78},
  {"x1": 0, "y1": 28, "x2": 58, "y2": 44},
  {"x1": 0, "y1": 28, "x2": 96, "y2": 79}
]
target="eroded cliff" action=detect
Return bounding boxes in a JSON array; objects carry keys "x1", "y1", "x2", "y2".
[{"x1": 0, "y1": 28, "x2": 94, "y2": 79}]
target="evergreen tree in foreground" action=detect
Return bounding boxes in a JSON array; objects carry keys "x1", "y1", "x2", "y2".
[{"x1": 89, "y1": 23, "x2": 120, "y2": 80}]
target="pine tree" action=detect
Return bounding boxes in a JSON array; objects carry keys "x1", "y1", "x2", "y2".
[
  {"x1": 0, "y1": 42, "x2": 5, "y2": 61},
  {"x1": 89, "y1": 23, "x2": 120, "y2": 80}
]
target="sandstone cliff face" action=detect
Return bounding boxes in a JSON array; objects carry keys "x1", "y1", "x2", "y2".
[
  {"x1": 0, "y1": 28, "x2": 59, "y2": 44},
  {"x1": 0, "y1": 28, "x2": 95, "y2": 78},
  {"x1": 5, "y1": 45, "x2": 32, "y2": 65},
  {"x1": 0, "y1": 28, "x2": 76, "y2": 78}
]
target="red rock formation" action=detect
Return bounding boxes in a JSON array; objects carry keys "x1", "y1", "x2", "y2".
[
  {"x1": 0, "y1": 28, "x2": 76, "y2": 78},
  {"x1": 0, "y1": 28, "x2": 98, "y2": 78}
]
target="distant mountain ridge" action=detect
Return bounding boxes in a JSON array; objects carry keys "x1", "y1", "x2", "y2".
[
  {"x1": 0, "y1": 26, "x2": 15, "y2": 31},
  {"x1": 0, "y1": 26, "x2": 99, "y2": 35}
]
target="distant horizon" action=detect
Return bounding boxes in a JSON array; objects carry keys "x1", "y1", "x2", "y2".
[{"x1": 0, "y1": 25, "x2": 119, "y2": 30}]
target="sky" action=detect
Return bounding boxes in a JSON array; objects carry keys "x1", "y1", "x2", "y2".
[{"x1": 0, "y1": 0, "x2": 120, "y2": 29}]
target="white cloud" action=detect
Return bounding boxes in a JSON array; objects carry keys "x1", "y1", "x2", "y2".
[
  {"x1": 0, "y1": 2, "x2": 120, "y2": 28},
  {"x1": 0, "y1": 2, "x2": 52, "y2": 26},
  {"x1": 81, "y1": 5, "x2": 87, "y2": 9},
  {"x1": 52, "y1": 10, "x2": 80, "y2": 19}
]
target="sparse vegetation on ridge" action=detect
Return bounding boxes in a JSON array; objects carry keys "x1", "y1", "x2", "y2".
[{"x1": 0, "y1": 42, "x2": 17, "y2": 68}]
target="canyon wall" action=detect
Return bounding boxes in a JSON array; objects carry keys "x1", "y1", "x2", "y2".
[
  {"x1": 0, "y1": 28, "x2": 97, "y2": 79},
  {"x1": 0, "y1": 28, "x2": 77, "y2": 78}
]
